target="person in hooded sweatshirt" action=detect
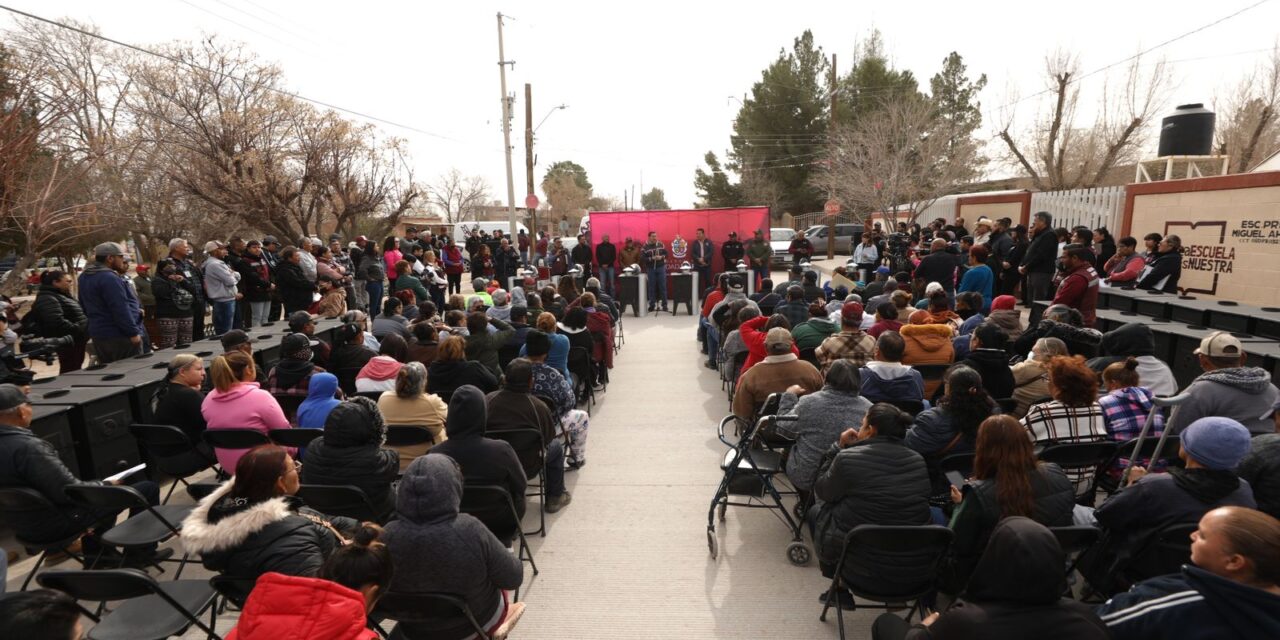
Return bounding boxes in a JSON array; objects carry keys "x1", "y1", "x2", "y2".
[
  {"x1": 431, "y1": 385, "x2": 529, "y2": 528},
  {"x1": 1086, "y1": 322, "x2": 1178, "y2": 398},
  {"x1": 1167, "y1": 331, "x2": 1279, "y2": 436},
  {"x1": 1081, "y1": 417, "x2": 1256, "y2": 591},
  {"x1": 301, "y1": 397, "x2": 399, "y2": 520},
  {"x1": 383, "y1": 453, "x2": 525, "y2": 640},
  {"x1": 873, "y1": 517, "x2": 1108, "y2": 640},
  {"x1": 1096, "y1": 506, "x2": 1280, "y2": 640},
  {"x1": 901, "y1": 309, "x2": 956, "y2": 398},
  {"x1": 202, "y1": 351, "x2": 294, "y2": 471},
  {"x1": 296, "y1": 372, "x2": 341, "y2": 429},
  {"x1": 955, "y1": 323, "x2": 1016, "y2": 401},
  {"x1": 860, "y1": 331, "x2": 926, "y2": 404},
  {"x1": 355, "y1": 334, "x2": 406, "y2": 393}
]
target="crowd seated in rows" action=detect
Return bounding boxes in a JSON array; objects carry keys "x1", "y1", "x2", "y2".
[
  {"x1": 297, "y1": 372, "x2": 342, "y2": 429},
  {"x1": 355, "y1": 334, "x2": 407, "y2": 393},
  {"x1": 301, "y1": 397, "x2": 399, "y2": 520},
  {"x1": 860, "y1": 332, "x2": 925, "y2": 405},
  {"x1": 327, "y1": 323, "x2": 376, "y2": 385},
  {"x1": 1086, "y1": 322, "x2": 1177, "y2": 397},
  {"x1": 906, "y1": 366, "x2": 997, "y2": 490},
  {"x1": 182, "y1": 445, "x2": 357, "y2": 580},
  {"x1": 792, "y1": 301, "x2": 839, "y2": 350},
  {"x1": 1012, "y1": 304, "x2": 1101, "y2": 359},
  {"x1": 525, "y1": 331, "x2": 591, "y2": 470},
  {"x1": 815, "y1": 302, "x2": 875, "y2": 371},
  {"x1": 738, "y1": 312, "x2": 799, "y2": 377},
  {"x1": 518, "y1": 311, "x2": 569, "y2": 379},
  {"x1": 264, "y1": 333, "x2": 326, "y2": 400},
  {"x1": 432, "y1": 384, "x2": 528, "y2": 520},
  {"x1": 428, "y1": 335, "x2": 499, "y2": 398},
  {"x1": 153, "y1": 353, "x2": 211, "y2": 446},
  {"x1": 1020, "y1": 355, "x2": 1108, "y2": 491},
  {"x1": 956, "y1": 323, "x2": 1015, "y2": 401}
]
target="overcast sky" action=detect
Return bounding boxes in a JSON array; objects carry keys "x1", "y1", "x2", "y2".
[{"x1": 9, "y1": 0, "x2": 1280, "y2": 211}]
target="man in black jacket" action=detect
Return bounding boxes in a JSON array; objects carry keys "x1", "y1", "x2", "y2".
[
  {"x1": 1020, "y1": 211, "x2": 1058, "y2": 305},
  {"x1": 986, "y1": 217, "x2": 1014, "y2": 291},
  {"x1": 914, "y1": 238, "x2": 961, "y2": 305},
  {"x1": 690, "y1": 228, "x2": 714, "y2": 299},
  {"x1": 1136, "y1": 234, "x2": 1183, "y2": 293},
  {"x1": 483, "y1": 358, "x2": 569, "y2": 513},
  {"x1": 721, "y1": 231, "x2": 745, "y2": 268},
  {"x1": 274, "y1": 247, "x2": 316, "y2": 315},
  {"x1": 595, "y1": 235, "x2": 618, "y2": 296},
  {"x1": 0, "y1": 384, "x2": 163, "y2": 563}
]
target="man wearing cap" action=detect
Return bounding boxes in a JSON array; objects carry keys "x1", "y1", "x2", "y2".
[
  {"x1": 265, "y1": 332, "x2": 326, "y2": 401},
  {"x1": 972, "y1": 218, "x2": 993, "y2": 245},
  {"x1": 0, "y1": 383, "x2": 166, "y2": 563},
  {"x1": 157, "y1": 237, "x2": 207, "y2": 344},
  {"x1": 1085, "y1": 417, "x2": 1257, "y2": 589},
  {"x1": 78, "y1": 242, "x2": 145, "y2": 364},
  {"x1": 788, "y1": 229, "x2": 814, "y2": 268},
  {"x1": 862, "y1": 266, "x2": 892, "y2": 301},
  {"x1": 288, "y1": 310, "x2": 331, "y2": 368},
  {"x1": 746, "y1": 230, "x2": 771, "y2": 289},
  {"x1": 816, "y1": 302, "x2": 876, "y2": 371},
  {"x1": 721, "y1": 231, "x2": 744, "y2": 270},
  {"x1": 1166, "y1": 332, "x2": 1280, "y2": 436},
  {"x1": 733, "y1": 327, "x2": 824, "y2": 421},
  {"x1": 202, "y1": 240, "x2": 242, "y2": 336}
]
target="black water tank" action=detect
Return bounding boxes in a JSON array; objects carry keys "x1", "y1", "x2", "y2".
[{"x1": 1158, "y1": 104, "x2": 1215, "y2": 157}]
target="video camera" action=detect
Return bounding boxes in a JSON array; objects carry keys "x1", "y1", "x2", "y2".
[{"x1": 0, "y1": 334, "x2": 74, "y2": 385}]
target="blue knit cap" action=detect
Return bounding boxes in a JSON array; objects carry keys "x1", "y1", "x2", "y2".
[{"x1": 1181, "y1": 417, "x2": 1252, "y2": 470}]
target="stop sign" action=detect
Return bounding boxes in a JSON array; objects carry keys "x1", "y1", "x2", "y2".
[
  {"x1": 824, "y1": 199, "x2": 840, "y2": 215},
  {"x1": 525, "y1": 193, "x2": 540, "y2": 210}
]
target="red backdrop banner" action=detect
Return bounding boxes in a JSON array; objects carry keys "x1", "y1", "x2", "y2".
[{"x1": 587, "y1": 207, "x2": 771, "y2": 273}]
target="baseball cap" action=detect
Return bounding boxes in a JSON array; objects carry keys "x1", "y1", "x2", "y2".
[
  {"x1": 1181, "y1": 417, "x2": 1252, "y2": 470},
  {"x1": 203, "y1": 240, "x2": 225, "y2": 252},
  {"x1": 281, "y1": 332, "x2": 320, "y2": 352},
  {"x1": 134, "y1": 264, "x2": 150, "y2": 273},
  {"x1": 219, "y1": 329, "x2": 255, "y2": 351},
  {"x1": 356, "y1": 235, "x2": 369, "y2": 243},
  {"x1": 287, "y1": 310, "x2": 319, "y2": 332},
  {"x1": 728, "y1": 231, "x2": 738, "y2": 237},
  {"x1": 93, "y1": 242, "x2": 127, "y2": 258},
  {"x1": 975, "y1": 217, "x2": 994, "y2": 228},
  {"x1": 1194, "y1": 331, "x2": 1244, "y2": 358},
  {"x1": 876, "y1": 266, "x2": 891, "y2": 275},
  {"x1": 841, "y1": 301, "x2": 864, "y2": 323},
  {"x1": 764, "y1": 327, "x2": 793, "y2": 354},
  {"x1": 262, "y1": 235, "x2": 279, "y2": 245},
  {"x1": 0, "y1": 383, "x2": 29, "y2": 412}
]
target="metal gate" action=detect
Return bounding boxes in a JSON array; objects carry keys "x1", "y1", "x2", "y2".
[{"x1": 1029, "y1": 186, "x2": 1126, "y2": 233}]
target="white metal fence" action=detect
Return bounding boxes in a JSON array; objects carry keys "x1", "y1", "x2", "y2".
[{"x1": 1029, "y1": 186, "x2": 1126, "y2": 234}]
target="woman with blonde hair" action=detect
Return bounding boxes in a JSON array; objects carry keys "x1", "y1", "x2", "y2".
[{"x1": 201, "y1": 351, "x2": 294, "y2": 470}]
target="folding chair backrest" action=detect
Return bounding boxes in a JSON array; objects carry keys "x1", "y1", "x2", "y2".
[
  {"x1": 296, "y1": 484, "x2": 379, "y2": 522},
  {"x1": 273, "y1": 394, "x2": 306, "y2": 421},
  {"x1": 938, "y1": 452, "x2": 975, "y2": 476},
  {"x1": 0, "y1": 486, "x2": 58, "y2": 519},
  {"x1": 38, "y1": 568, "x2": 157, "y2": 602},
  {"x1": 460, "y1": 483, "x2": 520, "y2": 542},
  {"x1": 385, "y1": 424, "x2": 433, "y2": 447},
  {"x1": 64, "y1": 483, "x2": 148, "y2": 513},
  {"x1": 1149, "y1": 522, "x2": 1196, "y2": 575},
  {"x1": 269, "y1": 428, "x2": 324, "y2": 449},
  {"x1": 1037, "y1": 441, "x2": 1119, "y2": 471},
  {"x1": 334, "y1": 367, "x2": 363, "y2": 395},
  {"x1": 488, "y1": 428, "x2": 545, "y2": 479},
  {"x1": 841, "y1": 525, "x2": 953, "y2": 600},
  {"x1": 202, "y1": 428, "x2": 272, "y2": 450},
  {"x1": 374, "y1": 591, "x2": 488, "y2": 638},
  {"x1": 1050, "y1": 525, "x2": 1101, "y2": 556},
  {"x1": 130, "y1": 423, "x2": 197, "y2": 458},
  {"x1": 994, "y1": 397, "x2": 1018, "y2": 414},
  {"x1": 210, "y1": 574, "x2": 256, "y2": 608},
  {"x1": 1112, "y1": 435, "x2": 1183, "y2": 468}
]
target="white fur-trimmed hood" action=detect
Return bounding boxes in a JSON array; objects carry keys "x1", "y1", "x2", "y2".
[{"x1": 181, "y1": 480, "x2": 295, "y2": 555}]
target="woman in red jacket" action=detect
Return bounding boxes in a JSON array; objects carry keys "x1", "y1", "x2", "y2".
[
  {"x1": 441, "y1": 237, "x2": 466, "y2": 295},
  {"x1": 225, "y1": 523, "x2": 391, "y2": 640}
]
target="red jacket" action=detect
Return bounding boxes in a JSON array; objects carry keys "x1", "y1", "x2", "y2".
[
  {"x1": 225, "y1": 572, "x2": 377, "y2": 640},
  {"x1": 737, "y1": 314, "x2": 799, "y2": 380},
  {"x1": 1104, "y1": 253, "x2": 1144, "y2": 283},
  {"x1": 701, "y1": 290, "x2": 725, "y2": 318},
  {"x1": 1052, "y1": 264, "x2": 1100, "y2": 327}
]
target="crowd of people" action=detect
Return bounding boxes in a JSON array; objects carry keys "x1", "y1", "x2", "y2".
[
  {"x1": 0, "y1": 222, "x2": 632, "y2": 638},
  {"x1": 699, "y1": 212, "x2": 1280, "y2": 638}
]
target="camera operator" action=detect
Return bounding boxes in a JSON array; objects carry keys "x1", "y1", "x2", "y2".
[{"x1": 27, "y1": 270, "x2": 89, "y2": 373}]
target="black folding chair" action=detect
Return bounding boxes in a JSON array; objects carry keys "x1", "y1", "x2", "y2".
[
  {"x1": 1050, "y1": 525, "x2": 1102, "y2": 581},
  {"x1": 209, "y1": 574, "x2": 256, "y2": 611},
  {"x1": 567, "y1": 346, "x2": 595, "y2": 414},
  {"x1": 268, "y1": 428, "x2": 324, "y2": 449},
  {"x1": 296, "y1": 484, "x2": 383, "y2": 523},
  {"x1": 271, "y1": 394, "x2": 306, "y2": 423},
  {"x1": 385, "y1": 424, "x2": 434, "y2": 447},
  {"x1": 460, "y1": 483, "x2": 538, "y2": 600},
  {"x1": 63, "y1": 484, "x2": 194, "y2": 578},
  {"x1": 201, "y1": 429, "x2": 271, "y2": 453},
  {"x1": 994, "y1": 397, "x2": 1018, "y2": 414},
  {"x1": 0, "y1": 487, "x2": 88, "y2": 590},
  {"x1": 1036, "y1": 440, "x2": 1120, "y2": 503},
  {"x1": 37, "y1": 568, "x2": 221, "y2": 640},
  {"x1": 373, "y1": 591, "x2": 494, "y2": 640},
  {"x1": 334, "y1": 367, "x2": 364, "y2": 395},
  {"x1": 129, "y1": 424, "x2": 218, "y2": 503},
  {"x1": 821, "y1": 524, "x2": 953, "y2": 640},
  {"x1": 488, "y1": 427, "x2": 548, "y2": 537},
  {"x1": 938, "y1": 452, "x2": 975, "y2": 476},
  {"x1": 1141, "y1": 522, "x2": 1197, "y2": 578},
  {"x1": 1098, "y1": 435, "x2": 1185, "y2": 495},
  {"x1": 913, "y1": 363, "x2": 951, "y2": 397}
]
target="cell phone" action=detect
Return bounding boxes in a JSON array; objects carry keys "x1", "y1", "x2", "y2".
[{"x1": 945, "y1": 471, "x2": 966, "y2": 491}]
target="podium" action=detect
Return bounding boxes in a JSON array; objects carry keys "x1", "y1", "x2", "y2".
[
  {"x1": 669, "y1": 272, "x2": 699, "y2": 316},
  {"x1": 618, "y1": 274, "x2": 646, "y2": 317}
]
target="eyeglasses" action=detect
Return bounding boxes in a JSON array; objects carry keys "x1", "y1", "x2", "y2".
[{"x1": 290, "y1": 460, "x2": 302, "y2": 473}]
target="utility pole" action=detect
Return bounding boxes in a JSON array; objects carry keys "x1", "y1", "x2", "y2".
[
  {"x1": 525, "y1": 83, "x2": 536, "y2": 239},
  {"x1": 496, "y1": 13, "x2": 517, "y2": 238},
  {"x1": 827, "y1": 53, "x2": 837, "y2": 261}
]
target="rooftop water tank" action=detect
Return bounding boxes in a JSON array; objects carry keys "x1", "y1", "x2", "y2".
[{"x1": 1157, "y1": 104, "x2": 1215, "y2": 157}]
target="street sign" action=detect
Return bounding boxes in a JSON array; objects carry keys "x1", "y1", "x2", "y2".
[
  {"x1": 525, "y1": 193, "x2": 540, "y2": 210},
  {"x1": 824, "y1": 199, "x2": 840, "y2": 216}
]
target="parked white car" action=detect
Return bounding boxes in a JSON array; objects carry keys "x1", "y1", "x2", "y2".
[{"x1": 769, "y1": 228, "x2": 796, "y2": 266}]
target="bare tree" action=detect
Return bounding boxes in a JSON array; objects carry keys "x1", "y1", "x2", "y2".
[
  {"x1": 1215, "y1": 44, "x2": 1280, "y2": 172},
  {"x1": 998, "y1": 51, "x2": 1170, "y2": 189},
  {"x1": 814, "y1": 95, "x2": 981, "y2": 231},
  {"x1": 542, "y1": 172, "x2": 590, "y2": 221},
  {"x1": 429, "y1": 169, "x2": 490, "y2": 223}
]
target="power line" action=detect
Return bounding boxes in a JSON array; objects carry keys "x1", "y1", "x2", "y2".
[
  {"x1": 212, "y1": 0, "x2": 326, "y2": 49},
  {"x1": 175, "y1": 0, "x2": 316, "y2": 58},
  {"x1": 0, "y1": 3, "x2": 470, "y2": 144}
]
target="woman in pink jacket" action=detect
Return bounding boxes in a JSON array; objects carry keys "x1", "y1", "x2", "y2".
[
  {"x1": 201, "y1": 351, "x2": 294, "y2": 471},
  {"x1": 382, "y1": 236, "x2": 403, "y2": 278}
]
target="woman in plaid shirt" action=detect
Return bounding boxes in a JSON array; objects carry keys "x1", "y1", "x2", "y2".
[
  {"x1": 1099, "y1": 357, "x2": 1165, "y2": 477},
  {"x1": 1021, "y1": 355, "x2": 1108, "y2": 493}
]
